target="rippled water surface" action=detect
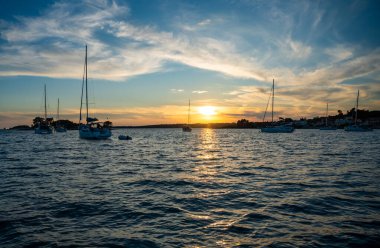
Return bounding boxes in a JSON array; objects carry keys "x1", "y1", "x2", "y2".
[{"x1": 1, "y1": 128, "x2": 380, "y2": 247}]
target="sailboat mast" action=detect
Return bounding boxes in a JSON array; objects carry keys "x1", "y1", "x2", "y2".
[
  {"x1": 79, "y1": 50, "x2": 85, "y2": 123},
  {"x1": 44, "y1": 84, "x2": 47, "y2": 120},
  {"x1": 326, "y1": 103, "x2": 328, "y2": 127},
  {"x1": 355, "y1": 90, "x2": 359, "y2": 125},
  {"x1": 85, "y1": 45, "x2": 89, "y2": 123},
  {"x1": 57, "y1": 98, "x2": 60, "y2": 120},
  {"x1": 271, "y1": 78, "x2": 274, "y2": 123},
  {"x1": 188, "y1": 99, "x2": 190, "y2": 125}
]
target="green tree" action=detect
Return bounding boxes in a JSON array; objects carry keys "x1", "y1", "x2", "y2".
[{"x1": 32, "y1": 117, "x2": 43, "y2": 128}]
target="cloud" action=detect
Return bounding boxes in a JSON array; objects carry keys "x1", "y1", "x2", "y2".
[
  {"x1": 1, "y1": 0, "x2": 376, "y2": 86},
  {"x1": 275, "y1": 36, "x2": 312, "y2": 60},
  {"x1": 0, "y1": 0, "x2": 268, "y2": 81},
  {"x1": 170, "y1": 89, "x2": 184, "y2": 93},
  {"x1": 192, "y1": 90, "x2": 208, "y2": 94},
  {"x1": 325, "y1": 46, "x2": 353, "y2": 62},
  {"x1": 297, "y1": 49, "x2": 380, "y2": 86},
  {"x1": 197, "y1": 19, "x2": 211, "y2": 26}
]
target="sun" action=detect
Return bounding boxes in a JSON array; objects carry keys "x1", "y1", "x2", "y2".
[{"x1": 198, "y1": 106, "x2": 216, "y2": 117}]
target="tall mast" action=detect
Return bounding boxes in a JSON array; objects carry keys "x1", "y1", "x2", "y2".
[
  {"x1": 326, "y1": 103, "x2": 328, "y2": 127},
  {"x1": 79, "y1": 48, "x2": 85, "y2": 123},
  {"x1": 355, "y1": 90, "x2": 359, "y2": 125},
  {"x1": 271, "y1": 78, "x2": 274, "y2": 123},
  {"x1": 85, "y1": 45, "x2": 89, "y2": 123},
  {"x1": 44, "y1": 84, "x2": 47, "y2": 120},
  {"x1": 57, "y1": 98, "x2": 60, "y2": 120},
  {"x1": 188, "y1": 99, "x2": 190, "y2": 125}
]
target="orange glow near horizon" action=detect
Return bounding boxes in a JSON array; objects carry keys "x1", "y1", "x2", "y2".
[
  {"x1": 198, "y1": 106, "x2": 217, "y2": 120},
  {"x1": 0, "y1": 105, "x2": 257, "y2": 128}
]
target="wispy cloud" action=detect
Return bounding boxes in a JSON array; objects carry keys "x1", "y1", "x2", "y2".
[
  {"x1": 1, "y1": 0, "x2": 377, "y2": 86},
  {"x1": 0, "y1": 0, "x2": 267, "y2": 81},
  {"x1": 170, "y1": 89, "x2": 184, "y2": 93},
  {"x1": 281, "y1": 36, "x2": 312, "y2": 60},
  {"x1": 324, "y1": 46, "x2": 353, "y2": 63},
  {"x1": 192, "y1": 90, "x2": 208, "y2": 94}
]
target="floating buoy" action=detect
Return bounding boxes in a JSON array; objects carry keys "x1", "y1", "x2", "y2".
[{"x1": 118, "y1": 135, "x2": 132, "y2": 140}]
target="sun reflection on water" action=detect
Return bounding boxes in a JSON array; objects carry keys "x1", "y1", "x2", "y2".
[
  {"x1": 194, "y1": 128, "x2": 221, "y2": 176},
  {"x1": 196, "y1": 128, "x2": 219, "y2": 158}
]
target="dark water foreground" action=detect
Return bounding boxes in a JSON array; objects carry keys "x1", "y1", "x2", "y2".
[{"x1": 0, "y1": 129, "x2": 379, "y2": 247}]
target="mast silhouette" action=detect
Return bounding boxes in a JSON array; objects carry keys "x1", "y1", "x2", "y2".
[
  {"x1": 57, "y1": 98, "x2": 60, "y2": 120},
  {"x1": 355, "y1": 90, "x2": 359, "y2": 125},
  {"x1": 85, "y1": 45, "x2": 89, "y2": 123},
  {"x1": 187, "y1": 99, "x2": 191, "y2": 125},
  {"x1": 44, "y1": 84, "x2": 47, "y2": 120},
  {"x1": 271, "y1": 79, "x2": 274, "y2": 123},
  {"x1": 325, "y1": 103, "x2": 328, "y2": 126}
]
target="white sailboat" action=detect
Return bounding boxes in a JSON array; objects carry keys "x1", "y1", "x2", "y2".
[
  {"x1": 56, "y1": 98, "x2": 67, "y2": 132},
  {"x1": 35, "y1": 84, "x2": 54, "y2": 134},
  {"x1": 79, "y1": 45, "x2": 112, "y2": 139},
  {"x1": 261, "y1": 79, "x2": 294, "y2": 133},
  {"x1": 344, "y1": 90, "x2": 372, "y2": 132},
  {"x1": 320, "y1": 103, "x2": 337, "y2": 130},
  {"x1": 182, "y1": 99, "x2": 192, "y2": 132}
]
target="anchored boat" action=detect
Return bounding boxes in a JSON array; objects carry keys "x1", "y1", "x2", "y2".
[{"x1": 78, "y1": 45, "x2": 112, "y2": 139}]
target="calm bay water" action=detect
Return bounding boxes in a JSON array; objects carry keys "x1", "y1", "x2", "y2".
[{"x1": 1, "y1": 128, "x2": 380, "y2": 247}]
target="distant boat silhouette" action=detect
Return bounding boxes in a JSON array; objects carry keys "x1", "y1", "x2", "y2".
[
  {"x1": 35, "y1": 84, "x2": 54, "y2": 134},
  {"x1": 118, "y1": 134, "x2": 132, "y2": 140},
  {"x1": 182, "y1": 99, "x2": 192, "y2": 132},
  {"x1": 79, "y1": 45, "x2": 112, "y2": 139},
  {"x1": 320, "y1": 103, "x2": 337, "y2": 130},
  {"x1": 261, "y1": 79, "x2": 294, "y2": 133},
  {"x1": 55, "y1": 98, "x2": 67, "y2": 132},
  {"x1": 344, "y1": 90, "x2": 372, "y2": 132}
]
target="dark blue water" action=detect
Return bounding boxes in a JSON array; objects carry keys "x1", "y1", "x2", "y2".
[{"x1": 1, "y1": 129, "x2": 380, "y2": 247}]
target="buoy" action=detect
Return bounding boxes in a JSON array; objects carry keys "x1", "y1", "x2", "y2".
[{"x1": 118, "y1": 135, "x2": 132, "y2": 140}]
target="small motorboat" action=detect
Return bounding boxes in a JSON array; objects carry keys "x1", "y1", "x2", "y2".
[{"x1": 118, "y1": 135, "x2": 132, "y2": 140}]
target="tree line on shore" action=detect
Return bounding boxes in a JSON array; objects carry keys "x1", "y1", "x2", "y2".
[
  {"x1": 9, "y1": 118, "x2": 80, "y2": 130},
  {"x1": 235, "y1": 108, "x2": 380, "y2": 128}
]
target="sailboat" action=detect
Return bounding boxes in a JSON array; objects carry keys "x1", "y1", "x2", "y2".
[
  {"x1": 320, "y1": 103, "x2": 337, "y2": 130},
  {"x1": 79, "y1": 45, "x2": 112, "y2": 139},
  {"x1": 182, "y1": 99, "x2": 192, "y2": 132},
  {"x1": 56, "y1": 98, "x2": 67, "y2": 132},
  {"x1": 261, "y1": 79, "x2": 294, "y2": 133},
  {"x1": 344, "y1": 90, "x2": 372, "y2": 132},
  {"x1": 35, "y1": 84, "x2": 54, "y2": 134}
]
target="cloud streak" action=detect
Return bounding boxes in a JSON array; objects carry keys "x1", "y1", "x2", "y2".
[
  {"x1": 1, "y1": 0, "x2": 378, "y2": 86},
  {"x1": 0, "y1": 0, "x2": 267, "y2": 81}
]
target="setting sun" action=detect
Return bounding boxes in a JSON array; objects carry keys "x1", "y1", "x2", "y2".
[{"x1": 198, "y1": 106, "x2": 217, "y2": 117}]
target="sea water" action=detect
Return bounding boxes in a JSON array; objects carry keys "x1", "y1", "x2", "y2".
[{"x1": 0, "y1": 129, "x2": 379, "y2": 247}]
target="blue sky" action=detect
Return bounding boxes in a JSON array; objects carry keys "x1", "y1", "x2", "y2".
[{"x1": 0, "y1": 0, "x2": 379, "y2": 128}]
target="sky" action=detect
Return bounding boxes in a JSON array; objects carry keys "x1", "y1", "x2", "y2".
[{"x1": 0, "y1": 0, "x2": 379, "y2": 128}]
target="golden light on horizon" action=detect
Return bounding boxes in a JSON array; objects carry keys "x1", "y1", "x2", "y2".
[{"x1": 198, "y1": 106, "x2": 217, "y2": 118}]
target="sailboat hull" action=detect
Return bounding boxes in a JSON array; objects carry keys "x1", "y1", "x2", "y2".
[
  {"x1": 79, "y1": 124, "x2": 111, "y2": 139},
  {"x1": 344, "y1": 125, "x2": 372, "y2": 132},
  {"x1": 319, "y1": 127, "x2": 337, "y2": 130},
  {"x1": 261, "y1": 125, "x2": 294, "y2": 133},
  {"x1": 35, "y1": 125, "x2": 54, "y2": 134},
  {"x1": 182, "y1": 126, "x2": 192, "y2": 132}
]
